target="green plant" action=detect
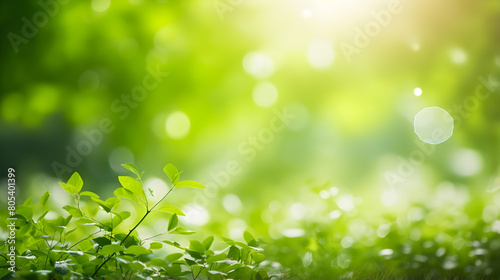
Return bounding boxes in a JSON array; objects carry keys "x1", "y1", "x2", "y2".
[{"x1": 0, "y1": 164, "x2": 273, "y2": 279}]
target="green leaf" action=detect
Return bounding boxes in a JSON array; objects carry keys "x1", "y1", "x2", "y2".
[
  {"x1": 114, "y1": 188, "x2": 140, "y2": 204},
  {"x1": 92, "y1": 237, "x2": 111, "y2": 246},
  {"x1": 252, "y1": 252, "x2": 265, "y2": 263},
  {"x1": 202, "y1": 236, "x2": 214, "y2": 250},
  {"x1": 80, "y1": 191, "x2": 100, "y2": 199},
  {"x1": 243, "y1": 231, "x2": 254, "y2": 243},
  {"x1": 106, "y1": 197, "x2": 121, "y2": 210},
  {"x1": 68, "y1": 172, "x2": 84, "y2": 192},
  {"x1": 148, "y1": 188, "x2": 154, "y2": 197},
  {"x1": 157, "y1": 205, "x2": 185, "y2": 216},
  {"x1": 149, "y1": 242, "x2": 163, "y2": 250},
  {"x1": 91, "y1": 197, "x2": 112, "y2": 212},
  {"x1": 117, "y1": 211, "x2": 131, "y2": 221},
  {"x1": 221, "y1": 237, "x2": 235, "y2": 246},
  {"x1": 207, "y1": 253, "x2": 227, "y2": 264},
  {"x1": 168, "y1": 214, "x2": 178, "y2": 231},
  {"x1": 189, "y1": 240, "x2": 206, "y2": 253},
  {"x1": 244, "y1": 231, "x2": 257, "y2": 246},
  {"x1": 163, "y1": 163, "x2": 180, "y2": 184},
  {"x1": 101, "y1": 244, "x2": 124, "y2": 255},
  {"x1": 16, "y1": 205, "x2": 33, "y2": 220},
  {"x1": 59, "y1": 183, "x2": 76, "y2": 196},
  {"x1": 118, "y1": 176, "x2": 146, "y2": 203},
  {"x1": 228, "y1": 246, "x2": 240, "y2": 260},
  {"x1": 63, "y1": 205, "x2": 83, "y2": 218},
  {"x1": 169, "y1": 227, "x2": 195, "y2": 235},
  {"x1": 125, "y1": 245, "x2": 152, "y2": 255},
  {"x1": 162, "y1": 240, "x2": 184, "y2": 250},
  {"x1": 41, "y1": 191, "x2": 50, "y2": 208},
  {"x1": 175, "y1": 180, "x2": 206, "y2": 189},
  {"x1": 121, "y1": 163, "x2": 141, "y2": 178},
  {"x1": 186, "y1": 250, "x2": 203, "y2": 259},
  {"x1": 165, "y1": 253, "x2": 183, "y2": 262}
]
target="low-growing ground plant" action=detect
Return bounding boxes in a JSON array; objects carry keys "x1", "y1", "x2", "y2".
[{"x1": 0, "y1": 164, "x2": 273, "y2": 279}]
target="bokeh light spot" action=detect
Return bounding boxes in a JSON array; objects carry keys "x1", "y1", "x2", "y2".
[
  {"x1": 414, "y1": 107, "x2": 453, "y2": 144},
  {"x1": 223, "y1": 194, "x2": 242, "y2": 214},
  {"x1": 91, "y1": 0, "x2": 111, "y2": 12},
  {"x1": 109, "y1": 147, "x2": 135, "y2": 173},
  {"x1": 414, "y1": 87, "x2": 422, "y2": 96},
  {"x1": 449, "y1": 149, "x2": 482, "y2": 177},
  {"x1": 307, "y1": 40, "x2": 334, "y2": 69},
  {"x1": 242, "y1": 52, "x2": 274, "y2": 79},
  {"x1": 252, "y1": 82, "x2": 278, "y2": 107},
  {"x1": 166, "y1": 111, "x2": 190, "y2": 139},
  {"x1": 450, "y1": 48, "x2": 467, "y2": 65}
]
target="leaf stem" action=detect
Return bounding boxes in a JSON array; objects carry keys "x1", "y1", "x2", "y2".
[{"x1": 92, "y1": 187, "x2": 174, "y2": 277}]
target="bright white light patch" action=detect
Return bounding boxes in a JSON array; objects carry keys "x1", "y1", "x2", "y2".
[
  {"x1": 289, "y1": 203, "x2": 306, "y2": 220},
  {"x1": 307, "y1": 40, "x2": 334, "y2": 69},
  {"x1": 91, "y1": 0, "x2": 110, "y2": 12},
  {"x1": 223, "y1": 194, "x2": 242, "y2": 214},
  {"x1": 242, "y1": 52, "x2": 274, "y2": 79},
  {"x1": 450, "y1": 149, "x2": 482, "y2": 177},
  {"x1": 414, "y1": 107, "x2": 454, "y2": 144},
  {"x1": 252, "y1": 82, "x2": 278, "y2": 107},
  {"x1": 302, "y1": 9, "x2": 312, "y2": 18},
  {"x1": 381, "y1": 189, "x2": 398, "y2": 207},
  {"x1": 281, "y1": 228, "x2": 305, "y2": 238},
  {"x1": 450, "y1": 48, "x2": 467, "y2": 64},
  {"x1": 414, "y1": 87, "x2": 422, "y2": 96},
  {"x1": 379, "y1": 249, "x2": 394, "y2": 256},
  {"x1": 337, "y1": 195, "x2": 354, "y2": 212},
  {"x1": 166, "y1": 111, "x2": 190, "y2": 139},
  {"x1": 181, "y1": 204, "x2": 209, "y2": 226}
]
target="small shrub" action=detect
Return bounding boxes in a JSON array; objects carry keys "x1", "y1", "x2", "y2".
[{"x1": 0, "y1": 164, "x2": 272, "y2": 280}]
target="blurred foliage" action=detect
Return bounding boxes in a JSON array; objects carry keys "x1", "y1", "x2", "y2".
[{"x1": 1, "y1": 0, "x2": 500, "y2": 278}]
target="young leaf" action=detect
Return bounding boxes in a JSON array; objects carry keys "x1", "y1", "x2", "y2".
[
  {"x1": 163, "y1": 163, "x2": 179, "y2": 184},
  {"x1": 169, "y1": 227, "x2": 195, "y2": 235},
  {"x1": 105, "y1": 197, "x2": 121, "y2": 210},
  {"x1": 168, "y1": 214, "x2": 178, "y2": 231},
  {"x1": 175, "y1": 180, "x2": 206, "y2": 189},
  {"x1": 91, "y1": 197, "x2": 112, "y2": 213},
  {"x1": 125, "y1": 245, "x2": 152, "y2": 255},
  {"x1": 148, "y1": 188, "x2": 154, "y2": 197},
  {"x1": 68, "y1": 172, "x2": 84, "y2": 193},
  {"x1": 59, "y1": 183, "x2": 76, "y2": 196},
  {"x1": 165, "y1": 253, "x2": 184, "y2": 262},
  {"x1": 16, "y1": 205, "x2": 33, "y2": 220},
  {"x1": 202, "y1": 236, "x2": 214, "y2": 251},
  {"x1": 149, "y1": 242, "x2": 163, "y2": 250},
  {"x1": 118, "y1": 176, "x2": 146, "y2": 202},
  {"x1": 92, "y1": 237, "x2": 111, "y2": 246},
  {"x1": 189, "y1": 240, "x2": 206, "y2": 253},
  {"x1": 157, "y1": 205, "x2": 185, "y2": 216},
  {"x1": 227, "y1": 246, "x2": 240, "y2": 260},
  {"x1": 80, "y1": 191, "x2": 100, "y2": 199},
  {"x1": 100, "y1": 244, "x2": 124, "y2": 255},
  {"x1": 162, "y1": 240, "x2": 184, "y2": 250},
  {"x1": 114, "y1": 188, "x2": 140, "y2": 204},
  {"x1": 63, "y1": 205, "x2": 83, "y2": 218},
  {"x1": 41, "y1": 191, "x2": 50, "y2": 208},
  {"x1": 243, "y1": 231, "x2": 257, "y2": 247},
  {"x1": 121, "y1": 163, "x2": 141, "y2": 178}
]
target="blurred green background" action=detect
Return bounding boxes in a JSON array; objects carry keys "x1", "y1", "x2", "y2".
[{"x1": 1, "y1": 0, "x2": 500, "y2": 277}]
